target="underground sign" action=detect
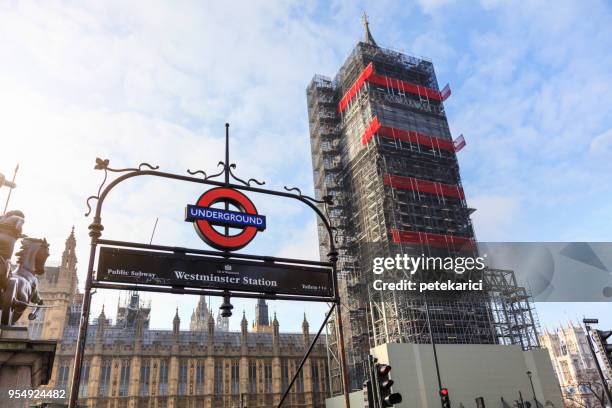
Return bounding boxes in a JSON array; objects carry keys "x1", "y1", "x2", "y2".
[{"x1": 185, "y1": 187, "x2": 266, "y2": 251}]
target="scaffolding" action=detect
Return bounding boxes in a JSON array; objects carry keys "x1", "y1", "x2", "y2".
[
  {"x1": 486, "y1": 268, "x2": 541, "y2": 350},
  {"x1": 307, "y1": 39, "x2": 540, "y2": 394}
]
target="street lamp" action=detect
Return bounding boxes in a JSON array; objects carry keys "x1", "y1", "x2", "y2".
[{"x1": 526, "y1": 371, "x2": 538, "y2": 407}]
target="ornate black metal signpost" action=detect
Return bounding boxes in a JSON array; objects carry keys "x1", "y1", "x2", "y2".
[{"x1": 68, "y1": 124, "x2": 352, "y2": 408}]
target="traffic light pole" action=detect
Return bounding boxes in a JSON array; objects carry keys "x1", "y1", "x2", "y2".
[
  {"x1": 424, "y1": 295, "x2": 443, "y2": 391},
  {"x1": 526, "y1": 371, "x2": 538, "y2": 408},
  {"x1": 368, "y1": 355, "x2": 379, "y2": 408},
  {"x1": 583, "y1": 322, "x2": 612, "y2": 406}
]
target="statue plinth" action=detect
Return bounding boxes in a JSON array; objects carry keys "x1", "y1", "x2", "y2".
[{"x1": 0, "y1": 326, "x2": 56, "y2": 408}]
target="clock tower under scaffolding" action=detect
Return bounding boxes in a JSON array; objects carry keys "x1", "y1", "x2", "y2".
[{"x1": 307, "y1": 18, "x2": 540, "y2": 393}]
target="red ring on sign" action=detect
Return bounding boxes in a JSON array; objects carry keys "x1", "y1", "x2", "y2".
[{"x1": 194, "y1": 187, "x2": 258, "y2": 250}]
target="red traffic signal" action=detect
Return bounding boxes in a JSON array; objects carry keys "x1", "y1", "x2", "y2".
[{"x1": 440, "y1": 388, "x2": 451, "y2": 408}]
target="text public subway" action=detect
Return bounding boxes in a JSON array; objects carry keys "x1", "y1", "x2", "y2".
[{"x1": 185, "y1": 205, "x2": 266, "y2": 230}]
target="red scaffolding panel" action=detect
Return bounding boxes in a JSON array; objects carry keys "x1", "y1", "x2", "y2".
[
  {"x1": 453, "y1": 134, "x2": 466, "y2": 152},
  {"x1": 361, "y1": 115, "x2": 381, "y2": 145},
  {"x1": 360, "y1": 116, "x2": 455, "y2": 152},
  {"x1": 383, "y1": 173, "x2": 465, "y2": 200},
  {"x1": 338, "y1": 62, "x2": 375, "y2": 112},
  {"x1": 391, "y1": 229, "x2": 475, "y2": 249},
  {"x1": 338, "y1": 63, "x2": 443, "y2": 113},
  {"x1": 367, "y1": 73, "x2": 442, "y2": 102},
  {"x1": 440, "y1": 83, "x2": 451, "y2": 101}
]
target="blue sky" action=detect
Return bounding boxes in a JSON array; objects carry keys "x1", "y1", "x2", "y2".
[{"x1": 0, "y1": 0, "x2": 610, "y2": 333}]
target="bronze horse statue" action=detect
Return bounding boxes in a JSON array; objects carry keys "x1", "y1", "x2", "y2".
[{"x1": 0, "y1": 211, "x2": 50, "y2": 326}]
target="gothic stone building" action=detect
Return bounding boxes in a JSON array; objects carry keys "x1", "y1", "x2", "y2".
[
  {"x1": 540, "y1": 322, "x2": 610, "y2": 407},
  {"x1": 21, "y1": 227, "x2": 79, "y2": 340},
  {"x1": 21, "y1": 229, "x2": 329, "y2": 408}
]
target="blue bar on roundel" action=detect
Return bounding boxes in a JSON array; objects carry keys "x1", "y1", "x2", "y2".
[{"x1": 184, "y1": 205, "x2": 266, "y2": 231}]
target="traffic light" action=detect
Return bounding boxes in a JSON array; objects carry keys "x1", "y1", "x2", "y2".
[
  {"x1": 594, "y1": 330, "x2": 612, "y2": 364},
  {"x1": 366, "y1": 355, "x2": 402, "y2": 408},
  {"x1": 375, "y1": 362, "x2": 403, "y2": 407},
  {"x1": 440, "y1": 387, "x2": 451, "y2": 408},
  {"x1": 363, "y1": 380, "x2": 374, "y2": 408}
]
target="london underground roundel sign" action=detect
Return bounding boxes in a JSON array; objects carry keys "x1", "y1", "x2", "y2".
[{"x1": 185, "y1": 187, "x2": 266, "y2": 251}]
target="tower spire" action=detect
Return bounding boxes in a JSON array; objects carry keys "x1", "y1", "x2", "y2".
[
  {"x1": 271, "y1": 312, "x2": 280, "y2": 341},
  {"x1": 362, "y1": 12, "x2": 377, "y2": 46},
  {"x1": 190, "y1": 295, "x2": 209, "y2": 331},
  {"x1": 61, "y1": 226, "x2": 77, "y2": 270},
  {"x1": 302, "y1": 313, "x2": 309, "y2": 333},
  {"x1": 173, "y1": 307, "x2": 180, "y2": 336},
  {"x1": 255, "y1": 298, "x2": 269, "y2": 328}
]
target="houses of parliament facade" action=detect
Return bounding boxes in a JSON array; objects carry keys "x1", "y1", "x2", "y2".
[{"x1": 21, "y1": 229, "x2": 329, "y2": 408}]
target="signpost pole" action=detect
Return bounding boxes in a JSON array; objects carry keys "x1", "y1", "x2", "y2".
[
  {"x1": 68, "y1": 218, "x2": 102, "y2": 407},
  {"x1": 277, "y1": 303, "x2": 337, "y2": 407},
  {"x1": 330, "y1": 250, "x2": 352, "y2": 408},
  {"x1": 224, "y1": 123, "x2": 230, "y2": 237}
]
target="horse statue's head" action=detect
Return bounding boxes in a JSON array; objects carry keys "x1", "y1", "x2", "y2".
[{"x1": 16, "y1": 237, "x2": 49, "y2": 275}]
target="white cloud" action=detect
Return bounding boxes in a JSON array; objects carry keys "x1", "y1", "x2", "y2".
[
  {"x1": 416, "y1": 0, "x2": 456, "y2": 14},
  {"x1": 468, "y1": 195, "x2": 520, "y2": 240},
  {"x1": 275, "y1": 219, "x2": 320, "y2": 260},
  {"x1": 590, "y1": 128, "x2": 612, "y2": 156},
  {"x1": 411, "y1": 31, "x2": 456, "y2": 72},
  {"x1": 447, "y1": 0, "x2": 612, "y2": 242}
]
